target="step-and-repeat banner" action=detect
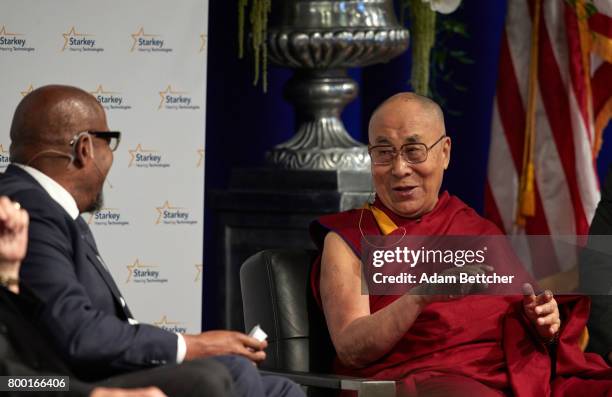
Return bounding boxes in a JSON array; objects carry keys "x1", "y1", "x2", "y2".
[{"x1": 0, "y1": 0, "x2": 208, "y2": 333}]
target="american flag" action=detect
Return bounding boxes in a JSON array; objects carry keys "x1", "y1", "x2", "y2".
[{"x1": 485, "y1": 0, "x2": 612, "y2": 280}]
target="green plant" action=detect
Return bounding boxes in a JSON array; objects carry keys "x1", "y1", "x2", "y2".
[{"x1": 238, "y1": 0, "x2": 271, "y2": 92}]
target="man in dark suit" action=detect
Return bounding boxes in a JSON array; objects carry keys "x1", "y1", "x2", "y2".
[
  {"x1": 0, "y1": 196, "x2": 233, "y2": 397},
  {"x1": 1, "y1": 85, "x2": 301, "y2": 397}
]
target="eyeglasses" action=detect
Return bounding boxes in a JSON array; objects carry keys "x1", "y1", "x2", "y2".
[
  {"x1": 368, "y1": 135, "x2": 446, "y2": 165},
  {"x1": 69, "y1": 131, "x2": 121, "y2": 152}
]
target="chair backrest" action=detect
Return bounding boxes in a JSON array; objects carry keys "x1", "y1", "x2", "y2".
[{"x1": 240, "y1": 249, "x2": 335, "y2": 372}]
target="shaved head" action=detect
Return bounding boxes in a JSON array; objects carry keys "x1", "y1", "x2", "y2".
[
  {"x1": 368, "y1": 92, "x2": 445, "y2": 143},
  {"x1": 9, "y1": 84, "x2": 105, "y2": 162},
  {"x1": 7, "y1": 84, "x2": 113, "y2": 213}
]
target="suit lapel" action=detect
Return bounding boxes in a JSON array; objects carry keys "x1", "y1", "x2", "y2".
[
  {"x1": 5, "y1": 165, "x2": 134, "y2": 319},
  {"x1": 75, "y1": 217, "x2": 133, "y2": 319}
]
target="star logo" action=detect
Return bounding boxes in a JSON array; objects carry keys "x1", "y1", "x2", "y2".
[
  {"x1": 87, "y1": 207, "x2": 120, "y2": 224},
  {"x1": 158, "y1": 85, "x2": 188, "y2": 110},
  {"x1": 131, "y1": 27, "x2": 159, "y2": 52},
  {"x1": 129, "y1": 144, "x2": 159, "y2": 167},
  {"x1": 194, "y1": 264, "x2": 203, "y2": 282},
  {"x1": 0, "y1": 144, "x2": 8, "y2": 160},
  {"x1": 126, "y1": 258, "x2": 157, "y2": 283},
  {"x1": 196, "y1": 148, "x2": 205, "y2": 167},
  {"x1": 153, "y1": 315, "x2": 184, "y2": 328},
  {"x1": 0, "y1": 26, "x2": 23, "y2": 37},
  {"x1": 89, "y1": 84, "x2": 119, "y2": 97},
  {"x1": 20, "y1": 84, "x2": 34, "y2": 97},
  {"x1": 62, "y1": 26, "x2": 93, "y2": 51},
  {"x1": 155, "y1": 201, "x2": 187, "y2": 225},
  {"x1": 199, "y1": 33, "x2": 207, "y2": 52},
  {"x1": 0, "y1": 144, "x2": 8, "y2": 168}
]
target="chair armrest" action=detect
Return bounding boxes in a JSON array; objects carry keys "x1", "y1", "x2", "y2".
[{"x1": 259, "y1": 369, "x2": 396, "y2": 397}]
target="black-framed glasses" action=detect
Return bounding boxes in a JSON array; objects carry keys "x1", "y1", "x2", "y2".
[
  {"x1": 368, "y1": 135, "x2": 446, "y2": 165},
  {"x1": 69, "y1": 131, "x2": 121, "y2": 152}
]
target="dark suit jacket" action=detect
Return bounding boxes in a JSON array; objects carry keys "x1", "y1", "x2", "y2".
[
  {"x1": 581, "y1": 164, "x2": 612, "y2": 359},
  {"x1": 0, "y1": 165, "x2": 177, "y2": 381},
  {"x1": 0, "y1": 286, "x2": 93, "y2": 396},
  {"x1": 0, "y1": 286, "x2": 234, "y2": 397}
]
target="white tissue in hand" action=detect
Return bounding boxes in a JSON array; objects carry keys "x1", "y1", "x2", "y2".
[{"x1": 248, "y1": 324, "x2": 268, "y2": 342}]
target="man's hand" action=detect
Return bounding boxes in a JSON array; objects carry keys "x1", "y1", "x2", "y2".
[
  {"x1": 90, "y1": 387, "x2": 167, "y2": 397},
  {"x1": 412, "y1": 264, "x2": 493, "y2": 305},
  {"x1": 0, "y1": 196, "x2": 29, "y2": 268},
  {"x1": 523, "y1": 283, "x2": 561, "y2": 341},
  {"x1": 183, "y1": 330, "x2": 267, "y2": 363}
]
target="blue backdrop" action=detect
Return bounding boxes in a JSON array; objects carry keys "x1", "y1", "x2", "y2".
[{"x1": 203, "y1": 0, "x2": 612, "y2": 329}]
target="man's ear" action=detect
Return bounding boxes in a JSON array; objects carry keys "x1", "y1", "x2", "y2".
[
  {"x1": 443, "y1": 136, "x2": 451, "y2": 170},
  {"x1": 73, "y1": 134, "x2": 95, "y2": 167}
]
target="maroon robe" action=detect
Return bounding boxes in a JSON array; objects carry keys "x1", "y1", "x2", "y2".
[{"x1": 310, "y1": 192, "x2": 612, "y2": 396}]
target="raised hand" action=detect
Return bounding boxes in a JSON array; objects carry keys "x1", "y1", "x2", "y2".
[
  {"x1": 523, "y1": 283, "x2": 560, "y2": 341},
  {"x1": 0, "y1": 197, "x2": 29, "y2": 266}
]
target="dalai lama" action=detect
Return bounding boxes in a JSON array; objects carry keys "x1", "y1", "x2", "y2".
[{"x1": 310, "y1": 93, "x2": 612, "y2": 397}]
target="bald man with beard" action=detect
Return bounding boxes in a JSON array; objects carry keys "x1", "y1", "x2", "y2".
[{"x1": 0, "y1": 85, "x2": 302, "y2": 397}]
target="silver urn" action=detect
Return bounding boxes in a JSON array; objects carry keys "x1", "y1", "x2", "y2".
[{"x1": 265, "y1": 0, "x2": 410, "y2": 171}]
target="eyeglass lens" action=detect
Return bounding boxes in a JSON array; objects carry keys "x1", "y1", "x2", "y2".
[
  {"x1": 92, "y1": 132, "x2": 120, "y2": 152},
  {"x1": 103, "y1": 136, "x2": 119, "y2": 151},
  {"x1": 371, "y1": 144, "x2": 427, "y2": 164}
]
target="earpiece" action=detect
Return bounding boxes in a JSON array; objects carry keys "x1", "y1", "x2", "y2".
[
  {"x1": 89, "y1": 138, "x2": 95, "y2": 159},
  {"x1": 71, "y1": 132, "x2": 95, "y2": 160},
  {"x1": 25, "y1": 149, "x2": 73, "y2": 167}
]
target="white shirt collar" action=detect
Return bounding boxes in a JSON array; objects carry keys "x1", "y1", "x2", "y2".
[{"x1": 13, "y1": 163, "x2": 80, "y2": 220}]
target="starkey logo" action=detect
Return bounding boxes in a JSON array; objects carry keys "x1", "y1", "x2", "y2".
[
  {"x1": 129, "y1": 144, "x2": 170, "y2": 168},
  {"x1": 194, "y1": 264, "x2": 203, "y2": 282},
  {"x1": 154, "y1": 315, "x2": 187, "y2": 333},
  {"x1": 196, "y1": 148, "x2": 205, "y2": 168},
  {"x1": 20, "y1": 84, "x2": 34, "y2": 97},
  {"x1": 0, "y1": 25, "x2": 34, "y2": 52},
  {"x1": 62, "y1": 26, "x2": 103, "y2": 52},
  {"x1": 158, "y1": 85, "x2": 200, "y2": 110},
  {"x1": 90, "y1": 85, "x2": 131, "y2": 111},
  {"x1": 126, "y1": 258, "x2": 168, "y2": 284},
  {"x1": 155, "y1": 201, "x2": 197, "y2": 225},
  {"x1": 131, "y1": 27, "x2": 172, "y2": 53},
  {"x1": 87, "y1": 207, "x2": 129, "y2": 227},
  {"x1": 199, "y1": 33, "x2": 207, "y2": 53},
  {"x1": 0, "y1": 144, "x2": 9, "y2": 170}
]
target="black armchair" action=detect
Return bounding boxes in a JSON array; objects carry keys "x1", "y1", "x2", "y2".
[{"x1": 240, "y1": 249, "x2": 396, "y2": 397}]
